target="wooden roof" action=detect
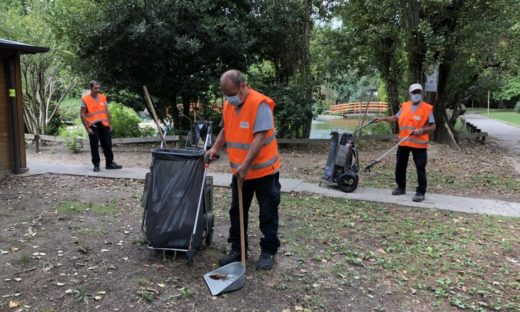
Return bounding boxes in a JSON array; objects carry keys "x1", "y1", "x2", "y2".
[{"x1": 0, "y1": 38, "x2": 49, "y2": 54}]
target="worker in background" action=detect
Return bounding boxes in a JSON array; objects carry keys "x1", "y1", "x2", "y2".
[
  {"x1": 373, "y1": 83, "x2": 436, "y2": 202},
  {"x1": 80, "y1": 80, "x2": 122, "y2": 172}
]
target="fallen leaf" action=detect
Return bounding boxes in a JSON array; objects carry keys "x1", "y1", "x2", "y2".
[
  {"x1": 100, "y1": 249, "x2": 109, "y2": 253},
  {"x1": 9, "y1": 300, "x2": 20, "y2": 309},
  {"x1": 96, "y1": 291, "x2": 106, "y2": 295},
  {"x1": 14, "y1": 278, "x2": 22, "y2": 282},
  {"x1": 56, "y1": 282, "x2": 65, "y2": 287},
  {"x1": 157, "y1": 283, "x2": 165, "y2": 288},
  {"x1": 65, "y1": 289, "x2": 74, "y2": 294},
  {"x1": 93, "y1": 295, "x2": 102, "y2": 301},
  {"x1": 10, "y1": 247, "x2": 19, "y2": 253}
]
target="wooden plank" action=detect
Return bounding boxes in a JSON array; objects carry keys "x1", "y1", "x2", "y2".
[{"x1": 0, "y1": 60, "x2": 12, "y2": 170}]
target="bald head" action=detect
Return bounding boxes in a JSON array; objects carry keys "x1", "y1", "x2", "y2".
[
  {"x1": 220, "y1": 69, "x2": 248, "y2": 101},
  {"x1": 220, "y1": 70, "x2": 245, "y2": 87}
]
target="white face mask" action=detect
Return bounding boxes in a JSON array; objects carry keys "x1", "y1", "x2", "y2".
[
  {"x1": 226, "y1": 95, "x2": 241, "y2": 106},
  {"x1": 411, "y1": 94, "x2": 422, "y2": 103}
]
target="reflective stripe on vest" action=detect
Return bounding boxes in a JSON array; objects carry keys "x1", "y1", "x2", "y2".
[
  {"x1": 230, "y1": 154, "x2": 279, "y2": 170},
  {"x1": 226, "y1": 133, "x2": 276, "y2": 150},
  {"x1": 398, "y1": 101, "x2": 432, "y2": 149},
  {"x1": 223, "y1": 88, "x2": 281, "y2": 180}
]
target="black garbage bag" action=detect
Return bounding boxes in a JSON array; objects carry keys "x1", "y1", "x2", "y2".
[{"x1": 143, "y1": 148, "x2": 205, "y2": 249}]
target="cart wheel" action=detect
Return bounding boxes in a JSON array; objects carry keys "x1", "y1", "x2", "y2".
[
  {"x1": 337, "y1": 172, "x2": 358, "y2": 193},
  {"x1": 205, "y1": 216, "x2": 214, "y2": 246},
  {"x1": 186, "y1": 249, "x2": 195, "y2": 266}
]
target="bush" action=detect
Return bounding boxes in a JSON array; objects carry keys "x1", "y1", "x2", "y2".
[
  {"x1": 514, "y1": 101, "x2": 520, "y2": 113},
  {"x1": 363, "y1": 121, "x2": 392, "y2": 135},
  {"x1": 59, "y1": 126, "x2": 86, "y2": 153},
  {"x1": 46, "y1": 111, "x2": 63, "y2": 135},
  {"x1": 139, "y1": 125, "x2": 157, "y2": 137},
  {"x1": 109, "y1": 102, "x2": 142, "y2": 138},
  {"x1": 59, "y1": 97, "x2": 81, "y2": 124}
]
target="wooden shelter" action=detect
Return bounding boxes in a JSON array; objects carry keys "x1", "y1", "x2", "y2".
[{"x1": 0, "y1": 39, "x2": 49, "y2": 174}]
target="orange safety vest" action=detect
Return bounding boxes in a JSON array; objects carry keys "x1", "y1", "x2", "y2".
[
  {"x1": 223, "y1": 88, "x2": 281, "y2": 180},
  {"x1": 82, "y1": 93, "x2": 110, "y2": 127},
  {"x1": 398, "y1": 101, "x2": 433, "y2": 149}
]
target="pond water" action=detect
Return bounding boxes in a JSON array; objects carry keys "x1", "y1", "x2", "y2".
[{"x1": 310, "y1": 116, "x2": 369, "y2": 139}]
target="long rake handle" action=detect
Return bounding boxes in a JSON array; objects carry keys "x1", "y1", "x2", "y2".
[
  {"x1": 238, "y1": 181, "x2": 246, "y2": 266},
  {"x1": 143, "y1": 86, "x2": 167, "y2": 148}
]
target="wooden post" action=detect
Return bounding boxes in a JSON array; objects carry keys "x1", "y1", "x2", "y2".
[
  {"x1": 34, "y1": 134, "x2": 40, "y2": 153},
  {"x1": 487, "y1": 90, "x2": 490, "y2": 115}
]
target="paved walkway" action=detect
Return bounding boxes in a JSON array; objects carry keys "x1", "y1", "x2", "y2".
[
  {"x1": 464, "y1": 113, "x2": 520, "y2": 157},
  {"x1": 22, "y1": 160, "x2": 520, "y2": 218}
]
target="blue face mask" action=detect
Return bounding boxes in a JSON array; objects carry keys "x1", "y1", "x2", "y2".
[
  {"x1": 226, "y1": 95, "x2": 241, "y2": 106},
  {"x1": 411, "y1": 94, "x2": 422, "y2": 103}
]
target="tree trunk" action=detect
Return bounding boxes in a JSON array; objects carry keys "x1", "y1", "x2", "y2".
[
  {"x1": 301, "y1": 0, "x2": 313, "y2": 138},
  {"x1": 433, "y1": 61, "x2": 460, "y2": 149},
  {"x1": 403, "y1": 0, "x2": 425, "y2": 83}
]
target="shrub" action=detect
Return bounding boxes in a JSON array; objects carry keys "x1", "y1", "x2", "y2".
[
  {"x1": 139, "y1": 125, "x2": 157, "y2": 137},
  {"x1": 59, "y1": 126, "x2": 86, "y2": 153},
  {"x1": 59, "y1": 97, "x2": 81, "y2": 124},
  {"x1": 109, "y1": 102, "x2": 141, "y2": 138},
  {"x1": 363, "y1": 121, "x2": 392, "y2": 135},
  {"x1": 514, "y1": 101, "x2": 520, "y2": 113}
]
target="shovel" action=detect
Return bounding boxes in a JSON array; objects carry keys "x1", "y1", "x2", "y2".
[{"x1": 204, "y1": 178, "x2": 246, "y2": 296}]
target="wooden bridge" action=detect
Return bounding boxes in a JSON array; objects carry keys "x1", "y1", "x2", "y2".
[{"x1": 328, "y1": 102, "x2": 388, "y2": 115}]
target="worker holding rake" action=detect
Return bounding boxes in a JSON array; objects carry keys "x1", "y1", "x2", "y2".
[{"x1": 373, "y1": 83, "x2": 436, "y2": 202}]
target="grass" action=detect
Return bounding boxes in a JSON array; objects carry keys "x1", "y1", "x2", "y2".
[
  {"x1": 278, "y1": 193, "x2": 520, "y2": 311},
  {"x1": 57, "y1": 201, "x2": 119, "y2": 215},
  {"x1": 486, "y1": 111, "x2": 520, "y2": 126}
]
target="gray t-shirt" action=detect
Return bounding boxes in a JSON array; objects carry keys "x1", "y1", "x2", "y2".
[
  {"x1": 221, "y1": 102, "x2": 273, "y2": 133},
  {"x1": 396, "y1": 103, "x2": 435, "y2": 123}
]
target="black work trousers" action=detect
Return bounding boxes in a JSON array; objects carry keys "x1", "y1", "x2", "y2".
[
  {"x1": 228, "y1": 172, "x2": 281, "y2": 255},
  {"x1": 395, "y1": 146, "x2": 427, "y2": 194},
  {"x1": 88, "y1": 124, "x2": 114, "y2": 167}
]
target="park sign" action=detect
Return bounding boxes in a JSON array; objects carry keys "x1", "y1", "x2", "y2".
[{"x1": 425, "y1": 67, "x2": 439, "y2": 93}]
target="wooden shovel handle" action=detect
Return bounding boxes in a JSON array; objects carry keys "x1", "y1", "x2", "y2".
[{"x1": 238, "y1": 180, "x2": 246, "y2": 266}]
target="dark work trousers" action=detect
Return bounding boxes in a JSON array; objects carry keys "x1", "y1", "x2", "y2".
[
  {"x1": 88, "y1": 124, "x2": 114, "y2": 167},
  {"x1": 228, "y1": 172, "x2": 281, "y2": 255},
  {"x1": 395, "y1": 146, "x2": 428, "y2": 194}
]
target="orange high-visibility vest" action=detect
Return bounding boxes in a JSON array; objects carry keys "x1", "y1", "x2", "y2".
[
  {"x1": 82, "y1": 93, "x2": 110, "y2": 127},
  {"x1": 398, "y1": 101, "x2": 433, "y2": 149},
  {"x1": 223, "y1": 88, "x2": 280, "y2": 180}
]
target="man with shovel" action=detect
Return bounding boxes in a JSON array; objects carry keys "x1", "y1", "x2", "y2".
[
  {"x1": 373, "y1": 83, "x2": 436, "y2": 202},
  {"x1": 206, "y1": 70, "x2": 281, "y2": 270}
]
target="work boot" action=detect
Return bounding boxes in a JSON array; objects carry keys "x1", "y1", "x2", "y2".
[
  {"x1": 218, "y1": 250, "x2": 242, "y2": 266},
  {"x1": 392, "y1": 188, "x2": 406, "y2": 195},
  {"x1": 413, "y1": 193, "x2": 425, "y2": 202},
  {"x1": 106, "y1": 162, "x2": 123, "y2": 169},
  {"x1": 256, "y1": 252, "x2": 275, "y2": 271},
  {"x1": 93, "y1": 166, "x2": 100, "y2": 172}
]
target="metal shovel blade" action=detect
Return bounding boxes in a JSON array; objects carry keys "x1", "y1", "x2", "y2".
[{"x1": 203, "y1": 261, "x2": 246, "y2": 296}]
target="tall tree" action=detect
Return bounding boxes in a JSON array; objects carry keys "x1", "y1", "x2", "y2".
[
  {"x1": 51, "y1": 0, "x2": 254, "y2": 131},
  {"x1": 0, "y1": 0, "x2": 77, "y2": 135}
]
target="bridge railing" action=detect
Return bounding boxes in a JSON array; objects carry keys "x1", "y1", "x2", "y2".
[{"x1": 329, "y1": 102, "x2": 388, "y2": 114}]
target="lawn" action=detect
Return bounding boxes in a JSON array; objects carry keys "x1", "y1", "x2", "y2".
[
  {"x1": 486, "y1": 112, "x2": 520, "y2": 127},
  {"x1": 1, "y1": 174, "x2": 519, "y2": 311}
]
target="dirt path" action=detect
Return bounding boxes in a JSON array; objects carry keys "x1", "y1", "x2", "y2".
[{"x1": 1, "y1": 175, "x2": 519, "y2": 311}]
